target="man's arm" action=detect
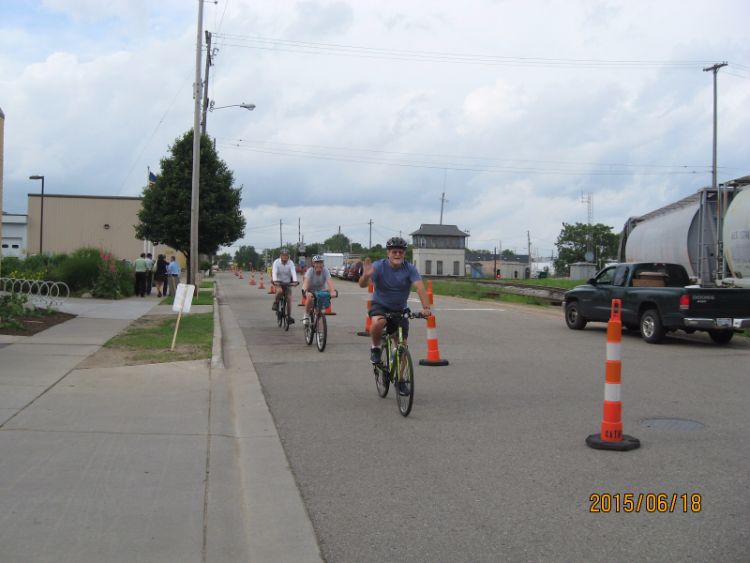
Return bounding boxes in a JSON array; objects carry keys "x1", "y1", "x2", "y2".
[
  {"x1": 290, "y1": 263, "x2": 298, "y2": 283},
  {"x1": 302, "y1": 270, "x2": 310, "y2": 292},
  {"x1": 358, "y1": 258, "x2": 373, "y2": 288},
  {"x1": 413, "y1": 280, "x2": 432, "y2": 317},
  {"x1": 271, "y1": 260, "x2": 279, "y2": 282}
]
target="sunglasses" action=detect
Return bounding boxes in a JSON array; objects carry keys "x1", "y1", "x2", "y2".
[{"x1": 389, "y1": 249, "x2": 405, "y2": 254}]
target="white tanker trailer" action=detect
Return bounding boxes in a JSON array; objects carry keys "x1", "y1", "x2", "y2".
[{"x1": 620, "y1": 176, "x2": 750, "y2": 287}]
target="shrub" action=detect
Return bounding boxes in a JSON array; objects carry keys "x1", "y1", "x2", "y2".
[
  {"x1": 0, "y1": 293, "x2": 29, "y2": 330},
  {"x1": 116, "y1": 260, "x2": 135, "y2": 297},
  {"x1": 51, "y1": 247, "x2": 100, "y2": 292}
]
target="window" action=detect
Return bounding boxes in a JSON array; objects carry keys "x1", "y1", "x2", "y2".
[
  {"x1": 12, "y1": 244, "x2": 19, "y2": 249},
  {"x1": 437, "y1": 261, "x2": 443, "y2": 275},
  {"x1": 425, "y1": 260, "x2": 432, "y2": 275},
  {"x1": 1, "y1": 244, "x2": 7, "y2": 248},
  {"x1": 453, "y1": 261, "x2": 460, "y2": 276}
]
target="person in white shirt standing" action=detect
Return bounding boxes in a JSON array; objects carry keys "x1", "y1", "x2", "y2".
[{"x1": 271, "y1": 248, "x2": 298, "y2": 324}]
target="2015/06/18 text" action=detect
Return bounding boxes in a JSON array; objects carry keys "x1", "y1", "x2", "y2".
[{"x1": 589, "y1": 493, "x2": 702, "y2": 513}]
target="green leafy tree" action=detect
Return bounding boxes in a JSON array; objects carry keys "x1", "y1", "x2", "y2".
[
  {"x1": 501, "y1": 249, "x2": 516, "y2": 259},
  {"x1": 135, "y1": 130, "x2": 246, "y2": 282},
  {"x1": 554, "y1": 222, "x2": 619, "y2": 276},
  {"x1": 234, "y1": 245, "x2": 261, "y2": 270},
  {"x1": 324, "y1": 233, "x2": 351, "y2": 252},
  {"x1": 216, "y1": 253, "x2": 231, "y2": 270}
]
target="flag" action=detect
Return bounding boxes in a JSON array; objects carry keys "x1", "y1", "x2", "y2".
[{"x1": 148, "y1": 171, "x2": 158, "y2": 186}]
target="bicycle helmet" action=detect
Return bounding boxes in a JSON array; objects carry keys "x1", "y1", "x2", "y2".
[
  {"x1": 386, "y1": 236, "x2": 408, "y2": 249},
  {"x1": 280, "y1": 248, "x2": 290, "y2": 255},
  {"x1": 312, "y1": 255, "x2": 324, "y2": 262}
]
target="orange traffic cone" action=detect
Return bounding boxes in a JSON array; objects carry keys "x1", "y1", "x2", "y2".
[
  {"x1": 239, "y1": 270, "x2": 244, "y2": 279},
  {"x1": 297, "y1": 290, "x2": 306, "y2": 307},
  {"x1": 419, "y1": 314, "x2": 449, "y2": 366},
  {"x1": 586, "y1": 299, "x2": 640, "y2": 451},
  {"x1": 258, "y1": 274, "x2": 265, "y2": 289},
  {"x1": 357, "y1": 281, "x2": 374, "y2": 336},
  {"x1": 268, "y1": 279, "x2": 276, "y2": 294},
  {"x1": 427, "y1": 280, "x2": 434, "y2": 305},
  {"x1": 325, "y1": 301, "x2": 336, "y2": 316},
  {"x1": 250, "y1": 271, "x2": 256, "y2": 286}
]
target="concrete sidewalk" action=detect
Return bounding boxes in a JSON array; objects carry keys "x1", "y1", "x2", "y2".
[{"x1": 0, "y1": 288, "x2": 321, "y2": 562}]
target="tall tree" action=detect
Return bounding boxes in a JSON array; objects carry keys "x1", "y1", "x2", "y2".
[
  {"x1": 554, "y1": 222, "x2": 619, "y2": 275},
  {"x1": 216, "y1": 253, "x2": 231, "y2": 270},
  {"x1": 324, "y1": 233, "x2": 351, "y2": 252},
  {"x1": 135, "y1": 130, "x2": 246, "y2": 282},
  {"x1": 234, "y1": 245, "x2": 260, "y2": 270}
]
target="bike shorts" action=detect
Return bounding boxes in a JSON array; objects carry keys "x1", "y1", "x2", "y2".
[{"x1": 368, "y1": 303, "x2": 409, "y2": 339}]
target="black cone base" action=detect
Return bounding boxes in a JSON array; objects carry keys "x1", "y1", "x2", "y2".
[
  {"x1": 586, "y1": 433, "x2": 640, "y2": 451},
  {"x1": 419, "y1": 359, "x2": 450, "y2": 366}
]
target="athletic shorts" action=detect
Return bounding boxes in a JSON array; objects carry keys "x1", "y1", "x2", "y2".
[{"x1": 368, "y1": 302, "x2": 409, "y2": 339}]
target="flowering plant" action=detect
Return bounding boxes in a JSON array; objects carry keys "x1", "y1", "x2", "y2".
[{"x1": 92, "y1": 251, "x2": 122, "y2": 299}]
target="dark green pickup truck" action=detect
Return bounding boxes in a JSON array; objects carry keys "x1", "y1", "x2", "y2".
[{"x1": 563, "y1": 262, "x2": 750, "y2": 344}]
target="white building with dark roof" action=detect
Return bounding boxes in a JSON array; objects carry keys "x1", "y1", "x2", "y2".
[{"x1": 410, "y1": 224, "x2": 469, "y2": 277}]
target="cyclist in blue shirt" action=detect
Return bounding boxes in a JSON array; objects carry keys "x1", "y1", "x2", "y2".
[{"x1": 358, "y1": 236, "x2": 432, "y2": 364}]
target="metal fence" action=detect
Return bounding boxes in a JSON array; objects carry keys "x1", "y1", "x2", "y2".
[{"x1": 0, "y1": 278, "x2": 70, "y2": 308}]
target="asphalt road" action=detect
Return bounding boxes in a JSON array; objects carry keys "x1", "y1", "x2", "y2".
[{"x1": 220, "y1": 273, "x2": 750, "y2": 562}]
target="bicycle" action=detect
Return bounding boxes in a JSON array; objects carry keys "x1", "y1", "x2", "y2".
[
  {"x1": 272, "y1": 281, "x2": 299, "y2": 331},
  {"x1": 372, "y1": 309, "x2": 428, "y2": 417},
  {"x1": 303, "y1": 289, "x2": 338, "y2": 352}
]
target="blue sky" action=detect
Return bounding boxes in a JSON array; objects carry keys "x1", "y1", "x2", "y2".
[{"x1": 2, "y1": 0, "x2": 749, "y2": 256}]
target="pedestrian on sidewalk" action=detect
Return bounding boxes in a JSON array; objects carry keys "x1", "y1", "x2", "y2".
[
  {"x1": 145, "y1": 253, "x2": 154, "y2": 296},
  {"x1": 167, "y1": 256, "x2": 181, "y2": 297},
  {"x1": 134, "y1": 253, "x2": 148, "y2": 297},
  {"x1": 154, "y1": 254, "x2": 168, "y2": 298}
]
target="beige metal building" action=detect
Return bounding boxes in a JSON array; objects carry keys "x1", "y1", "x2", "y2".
[{"x1": 26, "y1": 194, "x2": 181, "y2": 263}]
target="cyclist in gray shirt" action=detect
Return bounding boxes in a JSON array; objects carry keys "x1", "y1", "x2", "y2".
[{"x1": 302, "y1": 255, "x2": 337, "y2": 325}]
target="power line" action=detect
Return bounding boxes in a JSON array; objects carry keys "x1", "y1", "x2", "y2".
[
  {"x1": 217, "y1": 142, "x2": 722, "y2": 177},
  {"x1": 212, "y1": 33, "x2": 715, "y2": 70}
]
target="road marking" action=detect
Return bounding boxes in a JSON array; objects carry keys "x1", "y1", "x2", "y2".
[{"x1": 434, "y1": 308, "x2": 506, "y2": 312}]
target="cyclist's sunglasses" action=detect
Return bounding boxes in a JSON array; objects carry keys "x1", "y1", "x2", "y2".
[{"x1": 388, "y1": 248, "x2": 406, "y2": 254}]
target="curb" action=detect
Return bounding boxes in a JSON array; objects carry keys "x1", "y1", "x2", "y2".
[
  {"x1": 213, "y1": 278, "x2": 322, "y2": 562},
  {"x1": 211, "y1": 288, "x2": 224, "y2": 369}
]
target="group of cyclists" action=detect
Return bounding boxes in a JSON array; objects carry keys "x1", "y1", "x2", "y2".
[{"x1": 270, "y1": 237, "x2": 433, "y2": 365}]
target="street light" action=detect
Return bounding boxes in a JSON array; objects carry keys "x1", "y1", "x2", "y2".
[
  {"x1": 29, "y1": 175, "x2": 45, "y2": 255},
  {"x1": 209, "y1": 101, "x2": 256, "y2": 112}
]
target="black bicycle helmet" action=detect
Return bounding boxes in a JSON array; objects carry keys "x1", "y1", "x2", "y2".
[{"x1": 386, "y1": 236, "x2": 408, "y2": 249}]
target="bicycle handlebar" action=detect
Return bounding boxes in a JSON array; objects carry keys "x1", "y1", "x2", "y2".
[{"x1": 380, "y1": 308, "x2": 431, "y2": 320}]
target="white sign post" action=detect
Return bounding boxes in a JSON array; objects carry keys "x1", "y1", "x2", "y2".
[{"x1": 170, "y1": 283, "x2": 195, "y2": 351}]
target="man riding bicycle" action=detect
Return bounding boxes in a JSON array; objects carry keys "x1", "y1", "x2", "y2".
[
  {"x1": 358, "y1": 236, "x2": 432, "y2": 365},
  {"x1": 272, "y1": 248, "x2": 298, "y2": 324},
  {"x1": 302, "y1": 255, "x2": 337, "y2": 325}
]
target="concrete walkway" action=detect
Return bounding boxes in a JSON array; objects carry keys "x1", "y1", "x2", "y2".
[{"x1": 0, "y1": 288, "x2": 321, "y2": 562}]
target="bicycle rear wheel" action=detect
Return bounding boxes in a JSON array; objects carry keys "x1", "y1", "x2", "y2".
[
  {"x1": 395, "y1": 347, "x2": 414, "y2": 417},
  {"x1": 277, "y1": 309, "x2": 283, "y2": 327},
  {"x1": 315, "y1": 314, "x2": 327, "y2": 352}
]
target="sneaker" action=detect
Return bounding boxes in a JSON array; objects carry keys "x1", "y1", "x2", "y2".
[
  {"x1": 397, "y1": 380, "x2": 410, "y2": 396},
  {"x1": 272, "y1": 302, "x2": 278, "y2": 311},
  {"x1": 370, "y1": 347, "x2": 382, "y2": 364},
  {"x1": 288, "y1": 317, "x2": 295, "y2": 325}
]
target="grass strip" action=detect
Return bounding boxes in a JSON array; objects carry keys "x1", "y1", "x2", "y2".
[
  {"x1": 426, "y1": 279, "x2": 555, "y2": 307},
  {"x1": 104, "y1": 312, "x2": 213, "y2": 363}
]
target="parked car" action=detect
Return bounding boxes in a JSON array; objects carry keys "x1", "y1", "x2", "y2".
[
  {"x1": 328, "y1": 266, "x2": 338, "y2": 277},
  {"x1": 340, "y1": 264, "x2": 351, "y2": 280}
]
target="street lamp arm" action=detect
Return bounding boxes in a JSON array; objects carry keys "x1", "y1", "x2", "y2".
[{"x1": 209, "y1": 102, "x2": 256, "y2": 112}]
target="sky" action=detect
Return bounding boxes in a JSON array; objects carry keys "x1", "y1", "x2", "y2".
[{"x1": 1, "y1": 0, "x2": 749, "y2": 258}]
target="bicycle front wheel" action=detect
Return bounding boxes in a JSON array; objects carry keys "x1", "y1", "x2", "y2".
[
  {"x1": 315, "y1": 314, "x2": 327, "y2": 352},
  {"x1": 396, "y1": 347, "x2": 414, "y2": 417},
  {"x1": 375, "y1": 338, "x2": 390, "y2": 397},
  {"x1": 304, "y1": 312, "x2": 314, "y2": 345}
]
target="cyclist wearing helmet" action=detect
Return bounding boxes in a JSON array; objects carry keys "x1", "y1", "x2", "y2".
[
  {"x1": 302, "y1": 255, "x2": 338, "y2": 325},
  {"x1": 272, "y1": 248, "x2": 298, "y2": 323},
  {"x1": 358, "y1": 236, "x2": 431, "y2": 364}
]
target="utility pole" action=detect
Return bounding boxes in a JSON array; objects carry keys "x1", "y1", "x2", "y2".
[
  {"x1": 527, "y1": 231, "x2": 532, "y2": 279},
  {"x1": 439, "y1": 192, "x2": 448, "y2": 225},
  {"x1": 703, "y1": 61, "x2": 728, "y2": 280},
  {"x1": 493, "y1": 247, "x2": 497, "y2": 280},
  {"x1": 189, "y1": 0, "x2": 205, "y2": 286},
  {"x1": 368, "y1": 219, "x2": 373, "y2": 248},
  {"x1": 279, "y1": 219, "x2": 283, "y2": 249},
  {"x1": 0, "y1": 107, "x2": 4, "y2": 278},
  {"x1": 200, "y1": 30, "x2": 212, "y2": 136}
]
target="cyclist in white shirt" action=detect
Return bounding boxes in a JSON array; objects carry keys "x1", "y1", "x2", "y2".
[{"x1": 271, "y1": 248, "x2": 298, "y2": 324}]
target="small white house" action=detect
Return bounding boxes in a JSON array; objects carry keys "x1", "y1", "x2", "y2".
[{"x1": 1, "y1": 212, "x2": 27, "y2": 257}]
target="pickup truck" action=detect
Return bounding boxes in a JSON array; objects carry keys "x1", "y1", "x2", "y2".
[{"x1": 563, "y1": 262, "x2": 750, "y2": 344}]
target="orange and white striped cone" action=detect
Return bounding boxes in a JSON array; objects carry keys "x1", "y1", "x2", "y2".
[
  {"x1": 357, "y1": 280, "x2": 374, "y2": 336},
  {"x1": 419, "y1": 314, "x2": 449, "y2": 366},
  {"x1": 297, "y1": 290, "x2": 306, "y2": 306},
  {"x1": 250, "y1": 271, "x2": 256, "y2": 286},
  {"x1": 325, "y1": 297, "x2": 336, "y2": 316},
  {"x1": 258, "y1": 274, "x2": 265, "y2": 290},
  {"x1": 268, "y1": 280, "x2": 276, "y2": 294},
  {"x1": 427, "y1": 280, "x2": 434, "y2": 306},
  {"x1": 239, "y1": 270, "x2": 244, "y2": 279},
  {"x1": 586, "y1": 299, "x2": 640, "y2": 451}
]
